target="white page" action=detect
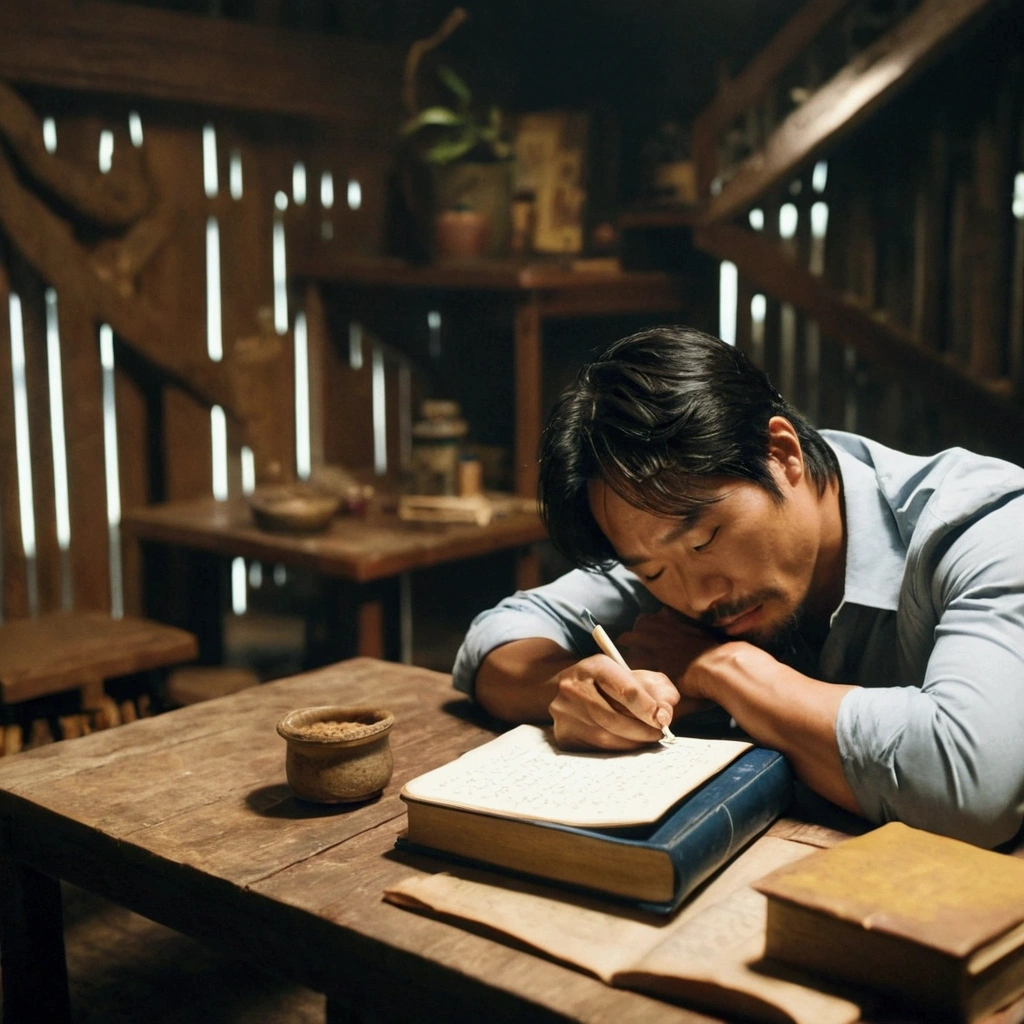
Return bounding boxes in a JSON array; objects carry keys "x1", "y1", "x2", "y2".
[{"x1": 401, "y1": 724, "x2": 752, "y2": 827}]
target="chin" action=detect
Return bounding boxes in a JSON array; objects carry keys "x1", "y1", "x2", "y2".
[{"x1": 741, "y1": 608, "x2": 802, "y2": 652}]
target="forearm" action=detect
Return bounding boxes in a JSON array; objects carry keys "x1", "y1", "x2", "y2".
[
  {"x1": 475, "y1": 638, "x2": 577, "y2": 723},
  {"x1": 685, "y1": 643, "x2": 862, "y2": 814}
]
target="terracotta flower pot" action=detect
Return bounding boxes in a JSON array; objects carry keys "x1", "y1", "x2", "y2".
[{"x1": 433, "y1": 208, "x2": 490, "y2": 259}]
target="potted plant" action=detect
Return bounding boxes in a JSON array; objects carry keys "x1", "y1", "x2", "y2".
[{"x1": 397, "y1": 8, "x2": 514, "y2": 260}]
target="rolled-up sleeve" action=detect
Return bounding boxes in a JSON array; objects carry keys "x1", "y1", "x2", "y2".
[
  {"x1": 452, "y1": 564, "x2": 660, "y2": 697},
  {"x1": 836, "y1": 495, "x2": 1024, "y2": 847}
]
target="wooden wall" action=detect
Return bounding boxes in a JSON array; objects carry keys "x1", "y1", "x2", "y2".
[
  {"x1": 0, "y1": 0, "x2": 403, "y2": 623},
  {"x1": 691, "y1": 0, "x2": 1024, "y2": 466}
]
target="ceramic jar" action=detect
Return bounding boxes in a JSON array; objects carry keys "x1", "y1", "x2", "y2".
[{"x1": 276, "y1": 706, "x2": 394, "y2": 804}]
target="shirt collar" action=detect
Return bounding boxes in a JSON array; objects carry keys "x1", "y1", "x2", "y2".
[{"x1": 833, "y1": 444, "x2": 905, "y2": 612}]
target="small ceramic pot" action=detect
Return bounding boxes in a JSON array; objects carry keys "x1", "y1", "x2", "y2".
[{"x1": 276, "y1": 706, "x2": 394, "y2": 804}]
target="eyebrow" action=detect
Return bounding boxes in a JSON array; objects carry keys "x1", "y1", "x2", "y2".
[{"x1": 617, "y1": 510, "x2": 706, "y2": 568}]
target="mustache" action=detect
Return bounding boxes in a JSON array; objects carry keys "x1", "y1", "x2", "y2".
[{"x1": 699, "y1": 589, "x2": 782, "y2": 630}]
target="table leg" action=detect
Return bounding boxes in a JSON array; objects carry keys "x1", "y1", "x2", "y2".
[
  {"x1": 0, "y1": 856, "x2": 71, "y2": 1024},
  {"x1": 307, "y1": 579, "x2": 400, "y2": 667},
  {"x1": 141, "y1": 542, "x2": 225, "y2": 665}
]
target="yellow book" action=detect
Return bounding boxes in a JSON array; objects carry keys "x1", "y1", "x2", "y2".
[{"x1": 753, "y1": 821, "x2": 1024, "y2": 1022}]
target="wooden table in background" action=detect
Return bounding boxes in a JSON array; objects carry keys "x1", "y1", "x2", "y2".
[
  {"x1": 123, "y1": 494, "x2": 546, "y2": 666},
  {"x1": 0, "y1": 657, "x2": 730, "y2": 1024}
]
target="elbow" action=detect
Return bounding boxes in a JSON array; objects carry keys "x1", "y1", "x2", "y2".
[
  {"x1": 890, "y1": 738, "x2": 1024, "y2": 849},
  {"x1": 913, "y1": 802, "x2": 1023, "y2": 850}
]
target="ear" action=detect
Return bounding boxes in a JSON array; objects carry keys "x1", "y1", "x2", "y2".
[{"x1": 766, "y1": 416, "x2": 805, "y2": 486}]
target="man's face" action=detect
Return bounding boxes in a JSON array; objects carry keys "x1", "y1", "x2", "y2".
[{"x1": 587, "y1": 460, "x2": 826, "y2": 647}]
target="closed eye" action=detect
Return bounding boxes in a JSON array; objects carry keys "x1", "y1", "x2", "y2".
[
  {"x1": 694, "y1": 527, "x2": 719, "y2": 552},
  {"x1": 642, "y1": 568, "x2": 665, "y2": 583}
]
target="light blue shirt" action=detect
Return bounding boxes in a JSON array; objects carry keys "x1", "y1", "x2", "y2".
[{"x1": 453, "y1": 431, "x2": 1024, "y2": 847}]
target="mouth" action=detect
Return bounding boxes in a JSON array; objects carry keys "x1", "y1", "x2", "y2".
[{"x1": 716, "y1": 605, "x2": 762, "y2": 636}]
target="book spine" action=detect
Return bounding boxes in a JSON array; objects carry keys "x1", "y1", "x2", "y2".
[{"x1": 644, "y1": 748, "x2": 793, "y2": 913}]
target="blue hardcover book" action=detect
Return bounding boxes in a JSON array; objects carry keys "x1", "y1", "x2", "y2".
[{"x1": 398, "y1": 736, "x2": 793, "y2": 915}]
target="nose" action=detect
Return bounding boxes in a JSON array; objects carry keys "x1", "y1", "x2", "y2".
[{"x1": 680, "y1": 569, "x2": 731, "y2": 619}]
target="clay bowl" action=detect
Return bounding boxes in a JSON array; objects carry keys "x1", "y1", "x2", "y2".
[
  {"x1": 248, "y1": 484, "x2": 341, "y2": 533},
  {"x1": 276, "y1": 706, "x2": 394, "y2": 804}
]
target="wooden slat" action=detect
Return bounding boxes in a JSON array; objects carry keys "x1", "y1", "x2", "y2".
[
  {"x1": 514, "y1": 298, "x2": 542, "y2": 500},
  {"x1": 0, "y1": 255, "x2": 30, "y2": 620},
  {"x1": 694, "y1": 222, "x2": 1024, "y2": 453},
  {"x1": 701, "y1": 0, "x2": 996, "y2": 225},
  {"x1": 692, "y1": 0, "x2": 853, "y2": 195},
  {"x1": 911, "y1": 129, "x2": 951, "y2": 348},
  {"x1": 0, "y1": 0, "x2": 403, "y2": 133},
  {"x1": 58, "y1": 303, "x2": 110, "y2": 614}
]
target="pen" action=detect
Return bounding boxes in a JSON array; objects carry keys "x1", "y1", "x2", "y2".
[{"x1": 582, "y1": 608, "x2": 676, "y2": 744}]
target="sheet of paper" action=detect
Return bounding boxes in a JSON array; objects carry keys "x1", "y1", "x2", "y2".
[
  {"x1": 401, "y1": 724, "x2": 752, "y2": 827},
  {"x1": 384, "y1": 835, "x2": 862, "y2": 1024}
]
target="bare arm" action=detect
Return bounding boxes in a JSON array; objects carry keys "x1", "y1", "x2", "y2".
[
  {"x1": 475, "y1": 638, "x2": 576, "y2": 723},
  {"x1": 681, "y1": 642, "x2": 862, "y2": 814}
]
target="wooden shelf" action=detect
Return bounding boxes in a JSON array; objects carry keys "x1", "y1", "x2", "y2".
[{"x1": 292, "y1": 252, "x2": 682, "y2": 293}]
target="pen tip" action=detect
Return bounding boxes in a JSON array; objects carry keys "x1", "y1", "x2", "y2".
[{"x1": 582, "y1": 608, "x2": 597, "y2": 630}]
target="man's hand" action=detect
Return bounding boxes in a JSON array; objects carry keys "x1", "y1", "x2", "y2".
[{"x1": 548, "y1": 654, "x2": 680, "y2": 751}]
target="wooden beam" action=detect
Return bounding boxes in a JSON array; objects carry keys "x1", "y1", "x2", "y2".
[
  {"x1": 702, "y1": 0, "x2": 995, "y2": 224},
  {"x1": 0, "y1": 0, "x2": 403, "y2": 132},
  {"x1": 692, "y1": 0, "x2": 853, "y2": 195},
  {"x1": 0, "y1": 143, "x2": 236, "y2": 416},
  {"x1": 693, "y1": 222, "x2": 1024, "y2": 440},
  {"x1": 0, "y1": 79, "x2": 152, "y2": 227}
]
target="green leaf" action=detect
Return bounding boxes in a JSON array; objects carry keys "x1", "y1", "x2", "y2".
[
  {"x1": 424, "y1": 128, "x2": 480, "y2": 164},
  {"x1": 437, "y1": 64, "x2": 472, "y2": 106},
  {"x1": 400, "y1": 106, "x2": 466, "y2": 136}
]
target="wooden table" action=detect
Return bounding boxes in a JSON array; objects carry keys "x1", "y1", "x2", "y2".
[
  {"x1": 123, "y1": 494, "x2": 547, "y2": 666},
  {"x1": 0, "y1": 658, "x2": 730, "y2": 1024}
]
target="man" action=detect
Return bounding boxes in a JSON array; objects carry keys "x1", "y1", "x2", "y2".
[{"x1": 453, "y1": 327, "x2": 1024, "y2": 848}]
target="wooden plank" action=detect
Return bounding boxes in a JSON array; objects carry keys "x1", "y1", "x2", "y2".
[
  {"x1": 692, "y1": 0, "x2": 853, "y2": 195},
  {"x1": 513, "y1": 297, "x2": 542, "y2": 500},
  {"x1": 0, "y1": 0, "x2": 403, "y2": 133},
  {"x1": 911, "y1": 129, "x2": 950, "y2": 348},
  {"x1": 0, "y1": 611, "x2": 196, "y2": 704},
  {"x1": 56, "y1": 302, "x2": 110, "y2": 613},
  {"x1": 694, "y1": 222, "x2": 1024, "y2": 452},
  {"x1": 701, "y1": 0, "x2": 996, "y2": 225},
  {"x1": 0, "y1": 255, "x2": 31, "y2": 620},
  {"x1": 967, "y1": 118, "x2": 1012, "y2": 378}
]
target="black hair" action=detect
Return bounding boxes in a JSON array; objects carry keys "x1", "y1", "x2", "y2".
[{"x1": 539, "y1": 326, "x2": 840, "y2": 569}]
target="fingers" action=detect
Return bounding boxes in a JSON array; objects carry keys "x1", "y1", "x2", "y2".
[{"x1": 548, "y1": 656, "x2": 678, "y2": 751}]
